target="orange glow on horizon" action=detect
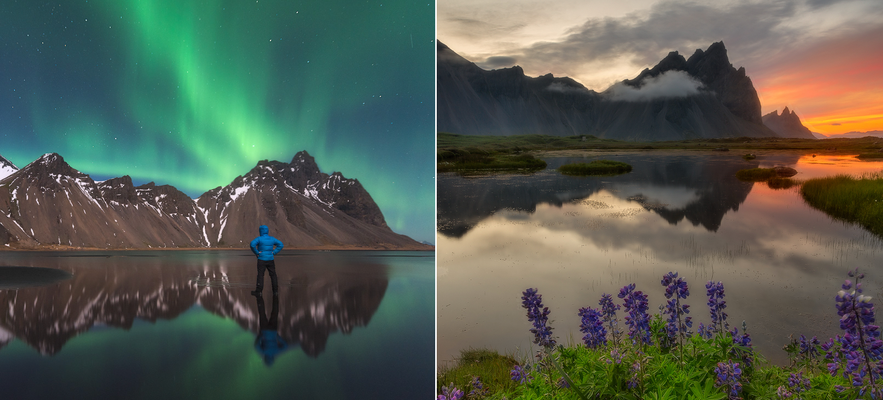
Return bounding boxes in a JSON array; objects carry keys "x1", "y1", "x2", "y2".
[{"x1": 754, "y1": 27, "x2": 883, "y2": 135}]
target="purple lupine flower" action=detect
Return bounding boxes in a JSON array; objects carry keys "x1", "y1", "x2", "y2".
[
  {"x1": 787, "y1": 372, "x2": 811, "y2": 396},
  {"x1": 730, "y1": 327, "x2": 752, "y2": 348},
  {"x1": 469, "y1": 376, "x2": 488, "y2": 397},
  {"x1": 618, "y1": 284, "x2": 652, "y2": 346},
  {"x1": 510, "y1": 365, "x2": 532, "y2": 384},
  {"x1": 776, "y1": 385, "x2": 793, "y2": 399},
  {"x1": 798, "y1": 335, "x2": 820, "y2": 362},
  {"x1": 578, "y1": 306, "x2": 607, "y2": 349},
  {"x1": 827, "y1": 269, "x2": 883, "y2": 398},
  {"x1": 438, "y1": 383, "x2": 464, "y2": 400},
  {"x1": 729, "y1": 327, "x2": 754, "y2": 369},
  {"x1": 714, "y1": 360, "x2": 743, "y2": 400},
  {"x1": 599, "y1": 293, "x2": 621, "y2": 348},
  {"x1": 822, "y1": 336, "x2": 842, "y2": 376},
  {"x1": 698, "y1": 322, "x2": 713, "y2": 340},
  {"x1": 556, "y1": 377, "x2": 570, "y2": 388},
  {"x1": 606, "y1": 348, "x2": 623, "y2": 365},
  {"x1": 521, "y1": 288, "x2": 556, "y2": 349},
  {"x1": 627, "y1": 361, "x2": 641, "y2": 389},
  {"x1": 706, "y1": 281, "x2": 728, "y2": 334},
  {"x1": 661, "y1": 272, "x2": 692, "y2": 346}
]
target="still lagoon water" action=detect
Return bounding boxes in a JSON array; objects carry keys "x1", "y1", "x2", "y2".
[
  {"x1": 438, "y1": 150, "x2": 883, "y2": 367},
  {"x1": 0, "y1": 250, "x2": 433, "y2": 399}
]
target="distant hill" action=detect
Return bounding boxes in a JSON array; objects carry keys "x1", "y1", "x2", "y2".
[
  {"x1": 762, "y1": 107, "x2": 815, "y2": 139},
  {"x1": 0, "y1": 152, "x2": 430, "y2": 250},
  {"x1": 438, "y1": 41, "x2": 780, "y2": 141},
  {"x1": 817, "y1": 130, "x2": 883, "y2": 139}
]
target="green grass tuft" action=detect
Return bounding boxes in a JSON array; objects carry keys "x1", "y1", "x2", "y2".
[
  {"x1": 558, "y1": 160, "x2": 632, "y2": 176},
  {"x1": 800, "y1": 173, "x2": 883, "y2": 237},
  {"x1": 437, "y1": 348, "x2": 521, "y2": 397}
]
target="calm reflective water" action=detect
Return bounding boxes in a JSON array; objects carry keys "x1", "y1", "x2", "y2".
[
  {"x1": 438, "y1": 151, "x2": 883, "y2": 366},
  {"x1": 0, "y1": 250, "x2": 434, "y2": 399}
]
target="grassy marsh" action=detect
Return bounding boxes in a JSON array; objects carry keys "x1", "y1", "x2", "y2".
[{"x1": 438, "y1": 132, "x2": 883, "y2": 153}]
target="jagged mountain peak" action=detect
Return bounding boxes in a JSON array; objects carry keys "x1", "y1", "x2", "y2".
[
  {"x1": 762, "y1": 107, "x2": 815, "y2": 139},
  {"x1": 0, "y1": 154, "x2": 18, "y2": 181}
]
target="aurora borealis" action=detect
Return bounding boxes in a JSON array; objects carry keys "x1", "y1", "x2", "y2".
[{"x1": 1, "y1": 0, "x2": 434, "y2": 243}]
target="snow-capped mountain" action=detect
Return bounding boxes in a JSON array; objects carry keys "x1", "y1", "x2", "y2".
[
  {"x1": 0, "y1": 151, "x2": 427, "y2": 249},
  {"x1": 0, "y1": 155, "x2": 17, "y2": 181}
]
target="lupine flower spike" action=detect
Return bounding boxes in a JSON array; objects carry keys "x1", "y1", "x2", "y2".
[
  {"x1": 714, "y1": 360, "x2": 743, "y2": 400},
  {"x1": 706, "y1": 281, "x2": 728, "y2": 334},
  {"x1": 618, "y1": 284, "x2": 652, "y2": 347},
  {"x1": 661, "y1": 272, "x2": 692, "y2": 350},
  {"x1": 521, "y1": 288, "x2": 556, "y2": 349},
  {"x1": 599, "y1": 294, "x2": 621, "y2": 350},
  {"x1": 827, "y1": 269, "x2": 883, "y2": 398},
  {"x1": 510, "y1": 365, "x2": 532, "y2": 384},
  {"x1": 578, "y1": 306, "x2": 607, "y2": 349}
]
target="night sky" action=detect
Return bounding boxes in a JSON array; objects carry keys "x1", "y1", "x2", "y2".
[{"x1": 0, "y1": 0, "x2": 435, "y2": 243}]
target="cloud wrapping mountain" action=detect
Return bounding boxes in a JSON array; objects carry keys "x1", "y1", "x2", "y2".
[{"x1": 605, "y1": 70, "x2": 705, "y2": 102}]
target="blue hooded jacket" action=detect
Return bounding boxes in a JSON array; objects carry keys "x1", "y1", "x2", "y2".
[{"x1": 250, "y1": 225, "x2": 284, "y2": 261}]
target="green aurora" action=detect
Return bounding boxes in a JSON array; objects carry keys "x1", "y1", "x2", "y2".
[{"x1": 0, "y1": 0, "x2": 434, "y2": 242}]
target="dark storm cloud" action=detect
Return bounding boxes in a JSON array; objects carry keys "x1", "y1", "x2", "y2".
[
  {"x1": 480, "y1": 56, "x2": 519, "y2": 69},
  {"x1": 521, "y1": 1, "x2": 799, "y2": 77}
]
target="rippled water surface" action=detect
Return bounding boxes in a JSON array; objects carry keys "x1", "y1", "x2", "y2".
[
  {"x1": 0, "y1": 250, "x2": 434, "y2": 399},
  {"x1": 438, "y1": 151, "x2": 883, "y2": 366}
]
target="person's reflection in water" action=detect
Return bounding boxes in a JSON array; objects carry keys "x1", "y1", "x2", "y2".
[{"x1": 254, "y1": 293, "x2": 288, "y2": 366}]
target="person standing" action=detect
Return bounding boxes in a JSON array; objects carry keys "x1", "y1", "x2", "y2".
[{"x1": 250, "y1": 225, "x2": 283, "y2": 296}]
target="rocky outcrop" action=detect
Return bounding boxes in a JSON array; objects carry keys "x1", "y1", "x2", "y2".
[
  {"x1": 762, "y1": 107, "x2": 816, "y2": 139},
  {"x1": 437, "y1": 41, "x2": 779, "y2": 141}
]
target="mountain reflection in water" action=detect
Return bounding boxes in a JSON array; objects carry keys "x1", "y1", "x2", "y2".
[
  {"x1": 0, "y1": 252, "x2": 386, "y2": 357},
  {"x1": 439, "y1": 152, "x2": 804, "y2": 236}
]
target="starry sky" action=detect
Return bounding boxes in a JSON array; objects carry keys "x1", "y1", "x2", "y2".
[
  {"x1": 438, "y1": 0, "x2": 883, "y2": 136},
  {"x1": 0, "y1": 0, "x2": 435, "y2": 243}
]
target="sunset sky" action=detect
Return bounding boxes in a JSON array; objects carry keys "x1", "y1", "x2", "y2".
[
  {"x1": 0, "y1": 0, "x2": 435, "y2": 243},
  {"x1": 438, "y1": 0, "x2": 883, "y2": 136}
]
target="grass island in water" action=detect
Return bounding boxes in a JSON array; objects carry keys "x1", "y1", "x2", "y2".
[{"x1": 558, "y1": 160, "x2": 632, "y2": 176}]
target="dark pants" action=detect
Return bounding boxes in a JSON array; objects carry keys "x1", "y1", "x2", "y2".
[{"x1": 255, "y1": 259, "x2": 278, "y2": 291}]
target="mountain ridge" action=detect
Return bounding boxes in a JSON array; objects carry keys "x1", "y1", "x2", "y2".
[
  {"x1": 0, "y1": 152, "x2": 429, "y2": 250},
  {"x1": 438, "y1": 41, "x2": 785, "y2": 141}
]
